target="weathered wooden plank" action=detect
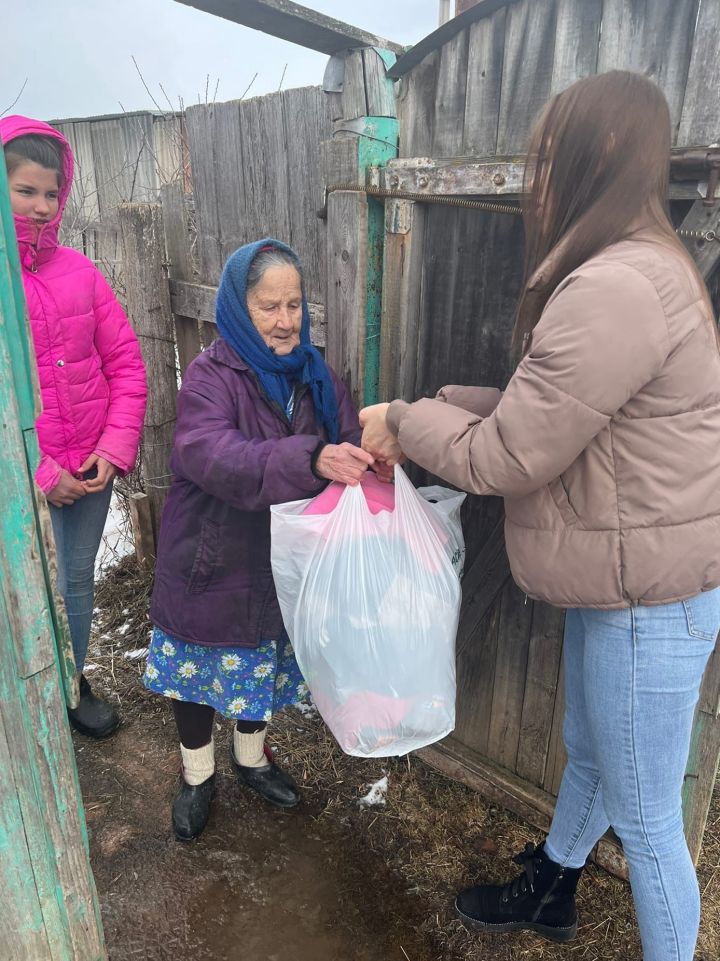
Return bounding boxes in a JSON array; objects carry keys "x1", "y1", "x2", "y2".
[
  {"x1": 455, "y1": 599, "x2": 502, "y2": 758},
  {"x1": 283, "y1": 87, "x2": 334, "y2": 304},
  {"x1": 683, "y1": 706, "x2": 720, "y2": 864},
  {"x1": 119, "y1": 203, "x2": 177, "y2": 546},
  {"x1": 241, "y1": 93, "x2": 293, "y2": 248},
  {"x1": 413, "y1": 205, "x2": 523, "y2": 404},
  {"x1": 168, "y1": 279, "x2": 327, "y2": 348},
  {"x1": 396, "y1": 49, "x2": 441, "y2": 158},
  {"x1": 175, "y1": 0, "x2": 403, "y2": 56},
  {"x1": 496, "y1": 0, "x2": 559, "y2": 155},
  {"x1": 543, "y1": 655, "x2": 568, "y2": 796},
  {"x1": 212, "y1": 98, "x2": 248, "y2": 264},
  {"x1": 161, "y1": 182, "x2": 202, "y2": 375},
  {"x1": 486, "y1": 579, "x2": 534, "y2": 771},
  {"x1": 550, "y1": 0, "x2": 601, "y2": 93},
  {"x1": 382, "y1": 157, "x2": 525, "y2": 195},
  {"x1": 379, "y1": 199, "x2": 426, "y2": 402},
  {"x1": 362, "y1": 48, "x2": 396, "y2": 118},
  {"x1": 515, "y1": 602, "x2": 566, "y2": 787},
  {"x1": 456, "y1": 517, "x2": 511, "y2": 657},
  {"x1": 185, "y1": 104, "x2": 222, "y2": 284},
  {"x1": 678, "y1": 0, "x2": 720, "y2": 146},
  {"x1": 326, "y1": 190, "x2": 368, "y2": 409},
  {"x1": 463, "y1": 6, "x2": 507, "y2": 157},
  {"x1": 129, "y1": 491, "x2": 156, "y2": 566},
  {"x1": 431, "y1": 28, "x2": 470, "y2": 157},
  {"x1": 597, "y1": 0, "x2": 699, "y2": 141}
]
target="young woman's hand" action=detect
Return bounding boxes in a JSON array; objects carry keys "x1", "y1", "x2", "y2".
[
  {"x1": 77, "y1": 454, "x2": 118, "y2": 493},
  {"x1": 359, "y1": 403, "x2": 403, "y2": 465},
  {"x1": 47, "y1": 469, "x2": 87, "y2": 507},
  {"x1": 315, "y1": 443, "x2": 375, "y2": 486}
]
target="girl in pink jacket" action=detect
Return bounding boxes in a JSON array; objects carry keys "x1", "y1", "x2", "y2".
[{"x1": 1, "y1": 115, "x2": 147, "y2": 738}]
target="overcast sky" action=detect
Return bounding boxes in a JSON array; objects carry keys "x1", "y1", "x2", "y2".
[{"x1": 3, "y1": 1, "x2": 440, "y2": 121}]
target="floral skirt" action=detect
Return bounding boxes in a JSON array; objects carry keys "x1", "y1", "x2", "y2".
[{"x1": 143, "y1": 627, "x2": 308, "y2": 722}]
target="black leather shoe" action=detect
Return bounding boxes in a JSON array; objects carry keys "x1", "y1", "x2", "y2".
[
  {"x1": 455, "y1": 842, "x2": 583, "y2": 944},
  {"x1": 230, "y1": 746, "x2": 300, "y2": 808},
  {"x1": 67, "y1": 674, "x2": 121, "y2": 739},
  {"x1": 172, "y1": 774, "x2": 216, "y2": 841}
]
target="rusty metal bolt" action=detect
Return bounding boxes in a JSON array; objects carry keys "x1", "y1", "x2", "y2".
[
  {"x1": 390, "y1": 174, "x2": 400, "y2": 188},
  {"x1": 418, "y1": 175, "x2": 429, "y2": 188},
  {"x1": 493, "y1": 173, "x2": 506, "y2": 187}
]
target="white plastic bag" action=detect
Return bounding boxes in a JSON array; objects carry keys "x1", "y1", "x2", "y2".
[{"x1": 270, "y1": 467, "x2": 465, "y2": 757}]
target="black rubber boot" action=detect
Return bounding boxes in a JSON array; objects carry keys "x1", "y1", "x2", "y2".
[
  {"x1": 172, "y1": 774, "x2": 216, "y2": 841},
  {"x1": 455, "y1": 842, "x2": 584, "y2": 944},
  {"x1": 67, "y1": 674, "x2": 121, "y2": 739},
  {"x1": 230, "y1": 745, "x2": 300, "y2": 808}
]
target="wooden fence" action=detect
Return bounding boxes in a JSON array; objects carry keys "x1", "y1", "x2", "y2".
[{"x1": 53, "y1": 110, "x2": 187, "y2": 281}]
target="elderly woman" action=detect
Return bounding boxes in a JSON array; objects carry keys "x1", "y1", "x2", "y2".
[{"x1": 146, "y1": 239, "x2": 374, "y2": 840}]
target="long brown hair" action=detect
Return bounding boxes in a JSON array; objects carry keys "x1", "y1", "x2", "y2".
[{"x1": 514, "y1": 70, "x2": 709, "y2": 354}]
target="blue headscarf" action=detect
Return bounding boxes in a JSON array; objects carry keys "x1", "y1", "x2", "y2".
[{"x1": 215, "y1": 238, "x2": 339, "y2": 443}]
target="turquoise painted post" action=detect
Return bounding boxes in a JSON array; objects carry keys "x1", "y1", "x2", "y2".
[
  {"x1": 0, "y1": 142, "x2": 106, "y2": 959},
  {"x1": 356, "y1": 116, "x2": 399, "y2": 406}
]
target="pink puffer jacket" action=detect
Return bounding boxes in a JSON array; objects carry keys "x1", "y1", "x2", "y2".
[{"x1": 0, "y1": 116, "x2": 147, "y2": 493}]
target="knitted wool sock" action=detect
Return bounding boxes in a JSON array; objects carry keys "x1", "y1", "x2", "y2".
[
  {"x1": 233, "y1": 727, "x2": 268, "y2": 768},
  {"x1": 180, "y1": 738, "x2": 215, "y2": 786}
]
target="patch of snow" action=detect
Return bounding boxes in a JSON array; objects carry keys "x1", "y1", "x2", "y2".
[
  {"x1": 117, "y1": 623, "x2": 131, "y2": 635},
  {"x1": 358, "y1": 776, "x2": 388, "y2": 808},
  {"x1": 124, "y1": 648, "x2": 148, "y2": 661},
  {"x1": 83, "y1": 663, "x2": 99, "y2": 673},
  {"x1": 296, "y1": 700, "x2": 318, "y2": 717}
]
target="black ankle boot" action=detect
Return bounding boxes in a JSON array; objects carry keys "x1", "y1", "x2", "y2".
[
  {"x1": 230, "y1": 746, "x2": 300, "y2": 808},
  {"x1": 172, "y1": 774, "x2": 216, "y2": 841},
  {"x1": 67, "y1": 674, "x2": 121, "y2": 739},
  {"x1": 455, "y1": 842, "x2": 584, "y2": 943}
]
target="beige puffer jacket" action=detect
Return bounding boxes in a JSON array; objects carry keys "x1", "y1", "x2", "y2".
[{"x1": 387, "y1": 233, "x2": 720, "y2": 609}]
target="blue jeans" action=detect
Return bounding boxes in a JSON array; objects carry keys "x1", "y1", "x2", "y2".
[
  {"x1": 49, "y1": 484, "x2": 113, "y2": 674},
  {"x1": 545, "y1": 593, "x2": 720, "y2": 961}
]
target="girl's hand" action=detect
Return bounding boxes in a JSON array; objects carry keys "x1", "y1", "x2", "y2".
[
  {"x1": 315, "y1": 443, "x2": 375, "y2": 486},
  {"x1": 78, "y1": 454, "x2": 118, "y2": 493},
  {"x1": 47, "y1": 469, "x2": 87, "y2": 507},
  {"x1": 359, "y1": 404, "x2": 403, "y2": 465}
]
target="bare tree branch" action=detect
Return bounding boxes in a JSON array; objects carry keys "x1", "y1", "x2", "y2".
[
  {"x1": 278, "y1": 63, "x2": 288, "y2": 92},
  {"x1": 1, "y1": 78, "x2": 28, "y2": 118},
  {"x1": 131, "y1": 55, "x2": 168, "y2": 117}
]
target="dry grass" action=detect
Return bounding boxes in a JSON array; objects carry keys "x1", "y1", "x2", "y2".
[{"x1": 90, "y1": 555, "x2": 720, "y2": 961}]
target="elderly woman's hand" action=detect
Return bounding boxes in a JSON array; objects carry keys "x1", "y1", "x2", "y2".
[
  {"x1": 359, "y1": 404, "x2": 403, "y2": 465},
  {"x1": 315, "y1": 442, "x2": 375, "y2": 486}
]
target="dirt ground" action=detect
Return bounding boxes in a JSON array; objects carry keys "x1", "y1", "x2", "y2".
[{"x1": 78, "y1": 556, "x2": 720, "y2": 961}]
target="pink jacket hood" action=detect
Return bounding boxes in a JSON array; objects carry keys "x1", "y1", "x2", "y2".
[{"x1": 0, "y1": 114, "x2": 73, "y2": 261}]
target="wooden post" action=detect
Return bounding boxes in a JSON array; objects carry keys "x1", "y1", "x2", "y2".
[
  {"x1": 324, "y1": 47, "x2": 399, "y2": 410},
  {"x1": 161, "y1": 182, "x2": 203, "y2": 378},
  {"x1": 379, "y1": 199, "x2": 427, "y2": 402},
  {"x1": 0, "y1": 146, "x2": 106, "y2": 961},
  {"x1": 119, "y1": 202, "x2": 178, "y2": 549}
]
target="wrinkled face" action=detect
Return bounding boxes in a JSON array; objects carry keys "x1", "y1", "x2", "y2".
[
  {"x1": 8, "y1": 160, "x2": 60, "y2": 227},
  {"x1": 247, "y1": 264, "x2": 303, "y2": 356}
]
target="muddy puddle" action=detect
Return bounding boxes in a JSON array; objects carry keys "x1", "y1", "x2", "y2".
[{"x1": 77, "y1": 703, "x2": 433, "y2": 961}]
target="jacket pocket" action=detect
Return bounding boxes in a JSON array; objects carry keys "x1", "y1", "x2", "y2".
[
  {"x1": 548, "y1": 477, "x2": 580, "y2": 528},
  {"x1": 683, "y1": 589, "x2": 720, "y2": 640},
  {"x1": 187, "y1": 519, "x2": 221, "y2": 595}
]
